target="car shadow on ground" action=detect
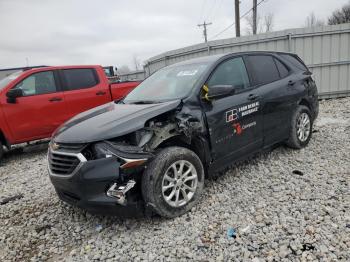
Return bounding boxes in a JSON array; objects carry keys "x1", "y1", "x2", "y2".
[
  {"x1": 1, "y1": 142, "x2": 49, "y2": 166},
  {"x1": 59, "y1": 143, "x2": 286, "y2": 220}
]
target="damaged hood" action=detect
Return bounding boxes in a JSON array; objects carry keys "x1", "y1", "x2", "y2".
[{"x1": 53, "y1": 100, "x2": 181, "y2": 144}]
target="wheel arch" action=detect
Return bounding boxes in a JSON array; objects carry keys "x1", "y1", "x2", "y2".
[
  {"x1": 298, "y1": 98, "x2": 311, "y2": 110},
  {"x1": 298, "y1": 98, "x2": 318, "y2": 120},
  {"x1": 0, "y1": 129, "x2": 10, "y2": 148},
  {"x1": 156, "y1": 135, "x2": 211, "y2": 177}
]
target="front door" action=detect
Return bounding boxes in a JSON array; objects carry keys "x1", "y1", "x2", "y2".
[
  {"x1": 203, "y1": 56, "x2": 263, "y2": 161},
  {"x1": 2, "y1": 70, "x2": 69, "y2": 142}
]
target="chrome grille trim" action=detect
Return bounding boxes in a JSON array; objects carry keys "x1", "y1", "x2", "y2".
[{"x1": 48, "y1": 149, "x2": 87, "y2": 178}]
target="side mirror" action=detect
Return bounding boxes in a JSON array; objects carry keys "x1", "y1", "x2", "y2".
[
  {"x1": 6, "y1": 88, "x2": 23, "y2": 103},
  {"x1": 205, "y1": 85, "x2": 235, "y2": 100}
]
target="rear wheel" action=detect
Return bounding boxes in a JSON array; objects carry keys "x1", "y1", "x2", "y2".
[
  {"x1": 142, "y1": 146, "x2": 204, "y2": 218},
  {"x1": 286, "y1": 105, "x2": 313, "y2": 149}
]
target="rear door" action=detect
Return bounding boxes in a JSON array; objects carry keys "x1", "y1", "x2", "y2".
[
  {"x1": 244, "y1": 54, "x2": 293, "y2": 146},
  {"x1": 60, "y1": 68, "x2": 111, "y2": 119},
  {"x1": 203, "y1": 56, "x2": 263, "y2": 161},
  {"x1": 2, "y1": 70, "x2": 69, "y2": 142}
]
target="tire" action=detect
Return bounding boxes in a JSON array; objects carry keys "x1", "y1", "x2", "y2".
[
  {"x1": 286, "y1": 105, "x2": 313, "y2": 149},
  {"x1": 141, "y1": 146, "x2": 205, "y2": 218},
  {"x1": 0, "y1": 141, "x2": 3, "y2": 161}
]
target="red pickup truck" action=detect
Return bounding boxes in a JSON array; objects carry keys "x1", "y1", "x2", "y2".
[{"x1": 0, "y1": 65, "x2": 140, "y2": 159}]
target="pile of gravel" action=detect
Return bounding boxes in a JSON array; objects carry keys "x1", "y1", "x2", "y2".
[{"x1": 0, "y1": 97, "x2": 349, "y2": 261}]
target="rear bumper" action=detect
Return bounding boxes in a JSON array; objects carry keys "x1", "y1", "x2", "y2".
[{"x1": 49, "y1": 156, "x2": 144, "y2": 217}]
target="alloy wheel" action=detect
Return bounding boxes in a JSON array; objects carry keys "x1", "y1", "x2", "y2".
[
  {"x1": 296, "y1": 112, "x2": 311, "y2": 142},
  {"x1": 161, "y1": 160, "x2": 198, "y2": 207}
]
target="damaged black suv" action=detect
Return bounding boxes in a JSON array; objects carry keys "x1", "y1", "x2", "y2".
[{"x1": 48, "y1": 51, "x2": 318, "y2": 218}]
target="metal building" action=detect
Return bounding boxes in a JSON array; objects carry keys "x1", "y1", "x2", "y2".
[
  {"x1": 144, "y1": 23, "x2": 350, "y2": 99},
  {"x1": 118, "y1": 70, "x2": 146, "y2": 82},
  {"x1": 0, "y1": 66, "x2": 47, "y2": 81}
]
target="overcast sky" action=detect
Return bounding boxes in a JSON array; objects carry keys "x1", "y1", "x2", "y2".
[{"x1": 0, "y1": 0, "x2": 348, "y2": 70}]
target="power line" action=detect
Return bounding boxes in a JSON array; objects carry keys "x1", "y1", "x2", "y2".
[
  {"x1": 205, "y1": 0, "x2": 218, "y2": 21},
  {"x1": 210, "y1": 0, "x2": 267, "y2": 40},
  {"x1": 197, "y1": 0, "x2": 208, "y2": 24}
]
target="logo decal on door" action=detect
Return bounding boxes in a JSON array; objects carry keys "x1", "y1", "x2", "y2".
[
  {"x1": 226, "y1": 109, "x2": 238, "y2": 122},
  {"x1": 225, "y1": 101, "x2": 260, "y2": 123},
  {"x1": 232, "y1": 121, "x2": 256, "y2": 135}
]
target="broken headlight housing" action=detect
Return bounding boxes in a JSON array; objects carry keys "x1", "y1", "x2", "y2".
[{"x1": 93, "y1": 141, "x2": 152, "y2": 169}]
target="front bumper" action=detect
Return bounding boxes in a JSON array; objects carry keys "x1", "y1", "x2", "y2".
[{"x1": 48, "y1": 153, "x2": 144, "y2": 217}]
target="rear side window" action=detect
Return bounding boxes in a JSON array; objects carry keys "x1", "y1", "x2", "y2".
[
  {"x1": 15, "y1": 71, "x2": 57, "y2": 96},
  {"x1": 274, "y1": 58, "x2": 289, "y2": 78},
  {"x1": 208, "y1": 57, "x2": 250, "y2": 90},
  {"x1": 280, "y1": 54, "x2": 308, "y2": 71},
  {"x1": 246, "y1": 55, "x2": 280, "y2": 85},
  {"x1": 62, "y1": 69, "x2": 98, "y2": 90}
]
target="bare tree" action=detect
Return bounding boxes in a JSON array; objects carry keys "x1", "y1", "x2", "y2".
[
  {"x1": 264, "y1": 13, "x2": 274, "y2": 32},
  {"x1": 305, "y1": 12, "x2": 324, "y2": 27},
  {"x1": 245, "y1": 13, "x2": 274, "y2": 34},
  {"x1": 117, "y1": 65, "x2": 131, "y2": 74},
  {"x1": 328, "y1": 1, "x2": 350, "y2": 25},
  {"x1": 132, "y1": 55, "x2": 141, "y2": 71},
  {"x1": 245, "y1": 13, "x2": 262, "y2": 35}
]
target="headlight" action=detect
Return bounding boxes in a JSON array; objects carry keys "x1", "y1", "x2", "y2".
[{"x1": 93, "y1": 141, "x2": 152, "y2": 169}]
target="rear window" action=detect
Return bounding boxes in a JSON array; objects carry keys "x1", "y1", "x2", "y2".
[
  {"x1": 62, "y1": 69, "x2": 98, "y2": 90},
  {"x1": 246, "y1": 55, "x2": 280, "y2": 85},
  {"x1": 274, "y1": 58, "x2": 289, "y2": 78},
  {"x1": 280, "y1": 54, "x2": 308, "y2": 71}
]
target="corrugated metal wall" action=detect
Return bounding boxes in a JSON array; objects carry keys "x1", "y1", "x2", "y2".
[
  {"x1": 0, "y1": 69, "x2": 21, "y2": 81},
  {"x1": 118, "y1": 70, "x2": 145, "y2": 82},
  {"x1": 144, "y1": 23, "x2": 350, "y2": 98}
]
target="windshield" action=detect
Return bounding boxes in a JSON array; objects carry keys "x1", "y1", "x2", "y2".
[
  {"x1": 0, "y1": 70, "x2": 23, "y2": 90},
  {"x1": 123, "y1": 62, "x2": 209, "y2": 103}
]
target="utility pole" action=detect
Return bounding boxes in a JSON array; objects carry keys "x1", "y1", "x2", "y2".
[
  {"x1": 253, "y1": 0, "x2": 257, "y2": 34},
  {"x1": 198, "y1": 21, "x2": 212, "y2": 43},
  {"x1": 234, "y1": 0, "x2": 240, "y2": 37}
]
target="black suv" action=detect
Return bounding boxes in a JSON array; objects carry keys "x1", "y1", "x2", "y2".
[{"x1": 48, "y1": 51, "x2": 319, "y2": 218}]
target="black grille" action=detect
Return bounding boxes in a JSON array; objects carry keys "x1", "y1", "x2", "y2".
[{"x1": 48, "y1": 151, "x2": 80, "y2": 175}]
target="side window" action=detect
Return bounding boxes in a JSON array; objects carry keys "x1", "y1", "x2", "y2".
[
  {"x1": 15, "y1": 71, "x2": 57, "y2": 96},
  {"x1": 246, "y1": 55, "x2": 280, "y2": 85},
  {"x1": 280, "y1": 54, "x2": 308, "y2": 71},
  {"x1": 274, "y1": 58, "x2": 289, "y2": 78},
  {"x1": 208, "y1": 57, "x2": 250, "y2": 90},
  {"x1": 62, "y1": 69, "x2": 98, "y2": 91}
]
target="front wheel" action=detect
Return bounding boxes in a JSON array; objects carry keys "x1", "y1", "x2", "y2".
[
  {"x1": 0, "y1": 141, "x2": 4, "y2": 161},
  {"x1": 141, "y1": 146, "x2": 204, "y2": 218},
  {"x1": 286, "y1": 105, "x2": 313, "y2": 149}
]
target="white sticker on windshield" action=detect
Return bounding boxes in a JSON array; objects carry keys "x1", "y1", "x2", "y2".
[{"x1": 177, "y1": 70, "x2": 198, "y2": 76}]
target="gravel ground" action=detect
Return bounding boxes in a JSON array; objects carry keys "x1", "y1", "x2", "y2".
[{"x1": 0, "y1": 97, "x2": 349, "y2": 262}]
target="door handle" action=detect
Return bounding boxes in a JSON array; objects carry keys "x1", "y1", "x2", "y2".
[
  {"x1": 96, "y1": 91, "x2": 106, "y2": 96},
  {"x1": 247, "y1": 94, "x2": 259, "y2": 101},
  {"x1": 49, "y1": 97, "x2": 62, "y2": 102}
]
